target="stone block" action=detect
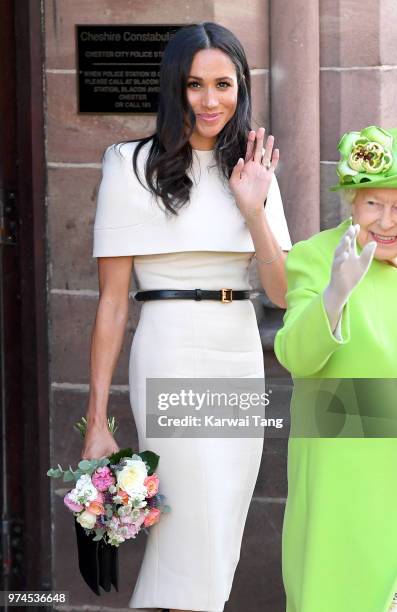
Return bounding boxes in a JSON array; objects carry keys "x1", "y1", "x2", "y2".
[
  {"x1": 379, "y1": 69, "x2": 397, "y2": 126},
  {"x1": 320, "y1": 0, "x2": 380, "y2": 67},
  {"x1": 380, "y1": 0, "x2": 397, "y2": 64},
  {"x1": 320, "y1": 162, "x2": 351, "y2": 230},
  {"x1": 320, "y1": 68, "x2": 383, "y2": 161},
  {"x1": 49, "y1": 292, "x2": 139, "y2": 384},
  {"x1": 214, "y1": 0, "x2": 269, "y2": 68},
  {"x1": 251, "y1": 69, "x2": 270, "y2": 131},
  {"x1": 47, "y1": 166, "x2": 100, "y2": 290}
]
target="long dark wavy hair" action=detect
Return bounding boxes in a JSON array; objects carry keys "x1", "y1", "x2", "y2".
[{"x1": 115, "y1": 22, "x2": 252, "y2": 215}]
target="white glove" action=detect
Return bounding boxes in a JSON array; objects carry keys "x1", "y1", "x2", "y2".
[{"x1": 323, "y1": 224, "x2": 377, "y2": 336}]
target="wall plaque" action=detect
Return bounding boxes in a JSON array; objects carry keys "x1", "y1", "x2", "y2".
[{"x1": 76, "y1": 25, "x2": 182, "y2": 113}]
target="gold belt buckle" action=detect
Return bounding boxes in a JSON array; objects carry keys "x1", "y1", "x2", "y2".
[{"x1": 221, "y1": 288, "x2": 233, "y2": 303}]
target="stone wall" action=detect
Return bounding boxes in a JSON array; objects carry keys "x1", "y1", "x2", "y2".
[
  {"x1": 45, "y1": 1, "x2": 397, "y2": 610},
  {"x1": 320, "y1": 0, "x2": 397, "y2": 228}
]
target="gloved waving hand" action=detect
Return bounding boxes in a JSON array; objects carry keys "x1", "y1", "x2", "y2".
[{"x1": 323, "y1": 224, "x2": 377, "y2": 334}]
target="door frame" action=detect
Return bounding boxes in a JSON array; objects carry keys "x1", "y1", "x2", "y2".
[{"x1": 0, "y1": 0, "x2": 51, "y2": 592}]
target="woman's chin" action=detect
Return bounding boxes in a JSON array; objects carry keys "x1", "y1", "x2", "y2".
[
  {"x1": 373, "y1": 247, "x2": 397, "y2": 263},
  {"x1": 358, "y1": 233, "x2": 397, "y2": 263},
  {"x1": 196, "y1": 124, "x2": 225, "y2": 140}
]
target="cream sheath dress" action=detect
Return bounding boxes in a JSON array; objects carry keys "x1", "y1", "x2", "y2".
[{"x1": 92, "y1": 141, "x2": 292, "y2": 612}]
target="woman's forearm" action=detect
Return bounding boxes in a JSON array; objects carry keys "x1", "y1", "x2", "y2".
[
  {"x1": 86, "y1": 296, "x2": 129, "y2": 429},
  {"x1": 246, "y1": 211, "x2": 288, "y2": 307}
]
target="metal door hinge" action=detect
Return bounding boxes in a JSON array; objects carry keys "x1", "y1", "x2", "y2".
[{"x1": 0, "y1": 189, "x2": 18, "y2": 246}]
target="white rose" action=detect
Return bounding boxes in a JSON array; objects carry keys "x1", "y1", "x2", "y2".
[
  {"x1": 69, "y1": 474, "x2": 98, "y2": 506},
  {"x1": 116, "y1": 458, "x2": 148, "y2": 497},
  {"x1": 76, "y1": 510, "x2": 97, "y2": 529}
]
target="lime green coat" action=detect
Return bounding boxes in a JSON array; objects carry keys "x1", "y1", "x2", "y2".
[{"x1": 274, "y1": 218, "x2": 397, "y2": 612}]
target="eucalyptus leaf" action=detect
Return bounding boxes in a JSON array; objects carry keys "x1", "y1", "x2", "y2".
[
  {"x1": 47, "y1": 468, "x2": 62, "y2": 478},
  {"x1": 92, "y1": 528, "x2": 105, "y2": 541}
]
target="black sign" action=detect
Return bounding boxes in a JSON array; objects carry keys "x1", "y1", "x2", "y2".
[{"x1": 76, "y1": 25, "x2": 182, "y2": 114}]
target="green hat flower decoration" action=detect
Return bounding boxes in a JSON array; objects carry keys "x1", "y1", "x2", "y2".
[{"x1": 329, "y1": 126, "x2": 397, "y2": 191}]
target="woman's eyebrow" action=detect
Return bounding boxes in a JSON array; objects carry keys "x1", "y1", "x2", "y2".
[{"x1": 187, "y1": 75, "x2": 234, "y2": 81}]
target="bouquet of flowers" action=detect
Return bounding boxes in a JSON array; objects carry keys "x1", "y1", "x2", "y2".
[{"x1": 47, "y1": 416, "x2": 170, "y2": 594}]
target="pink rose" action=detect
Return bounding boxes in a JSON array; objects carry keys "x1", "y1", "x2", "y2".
[
  {"x1": 144, "y1": 474, "x2": 159, "y2": 498},
  {"x1": 91, "y1": 466, "x2": 115, "y2": 492},
  {"x1": 144, "y1": 508, "x2": 161, "y2": 528},
  {"x1": 64, "y1": 492, "x2": 84, "y2": 512}
]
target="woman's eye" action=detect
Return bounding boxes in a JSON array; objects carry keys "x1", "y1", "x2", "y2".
[
  {"x1": 187, "y1": 81, "x2": 231, "y2": 89},
  {"x1": 367, "y1": 201, "x2": 376, "y2": 206}
]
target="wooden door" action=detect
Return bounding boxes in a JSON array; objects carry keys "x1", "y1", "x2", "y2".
[{"x1": 0, "y1": 0, "x2": 51, "y2": 597}]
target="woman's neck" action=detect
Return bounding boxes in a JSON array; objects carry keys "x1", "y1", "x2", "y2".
[{"x1": 189, "y1": 134, "x2": 216, "y2": 151}]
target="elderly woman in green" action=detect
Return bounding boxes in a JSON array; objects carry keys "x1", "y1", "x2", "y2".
[{"x1": 274, "y1": 126, "x2": 397, "y2": 612}]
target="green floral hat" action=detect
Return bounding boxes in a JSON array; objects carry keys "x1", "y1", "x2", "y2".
[{"x1": 329, "y1": 126, "x2": 397, "y2": 191}]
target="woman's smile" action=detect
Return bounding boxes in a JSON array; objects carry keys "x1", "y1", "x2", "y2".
[
  {"x1": 197, "y1": 112, "x2": 223, "y2": 122},
  {"x1": 369, "y1": 231, "x2": 397, "y2": 245}
]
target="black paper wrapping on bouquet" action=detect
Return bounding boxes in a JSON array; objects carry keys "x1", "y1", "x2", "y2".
[{"x1": 74, "y1": 519, "x2": 119, "y2": 595}]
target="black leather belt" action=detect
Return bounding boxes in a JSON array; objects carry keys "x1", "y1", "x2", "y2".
[{"x1": 134, "y1": 289, "x2": 250, "y2": 303}]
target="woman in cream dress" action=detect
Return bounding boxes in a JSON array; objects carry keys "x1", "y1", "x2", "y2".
[{"x1": 82, "y1": 22, "x2": 291, "y2": 612}]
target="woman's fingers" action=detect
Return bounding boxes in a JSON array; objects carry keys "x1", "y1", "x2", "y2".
[
  {"x1": 270, "y1": 147, "x2": 279, "y2": 171},
  {"x1": 351, "y1": 224, "x2": 360, "y2": 256},
  {"x1": 334, "y1": 249, "x2": 350, "y2": 266},
  {"x1": 360, "y1": 240, "x2": 377, "y2": 270},
  {"x1": 335, "y1": 225, "x2": 356, "y2": 256},
  {"x1": 262, "y1": 134, "x2": 275, "y2": 167},
  {"x1": 245, "y1": 130, "x2": 256, "y2": 162},
  {"x1": 253, "y1": 127, "x2": 265, "y2": 163},
  {"x1": 247, "y1": 129, "x2": 278, "y2": 168},
  {"x1": 334, "y1": 234, "x2": 351, "y2": 257},
  {"x1": 230, "y1": 157, "x2": 244, "y2": 182}
]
